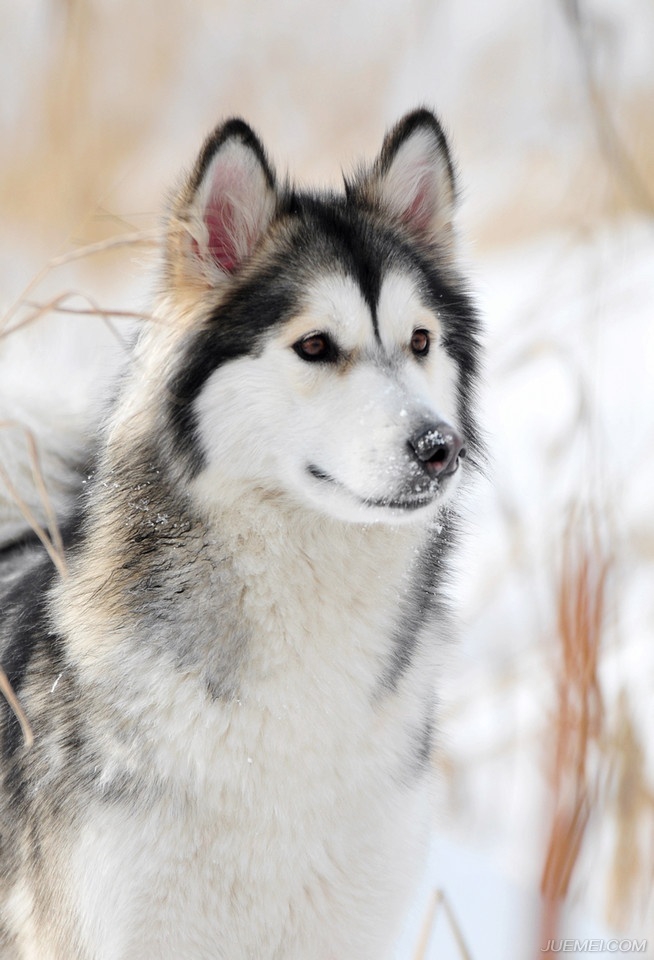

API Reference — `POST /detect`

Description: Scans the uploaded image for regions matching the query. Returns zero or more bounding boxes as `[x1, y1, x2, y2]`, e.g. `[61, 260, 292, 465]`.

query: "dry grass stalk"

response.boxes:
[0, 230, 157, 338]
[7, 293, 153, 343]
[0, 666, 34, 750]
[538, 503, 609, 956]
[18, 292, 154, 351]
[605, 692, 654, 930]
[0, 421, 65, 749]
[413, 888, 473, 960]
[0, 421, 70, 749]
[0, 421, 68, 579]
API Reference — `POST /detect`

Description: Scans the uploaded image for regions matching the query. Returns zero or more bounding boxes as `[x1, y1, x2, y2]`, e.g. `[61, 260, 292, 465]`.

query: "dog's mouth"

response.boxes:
[306, 464, 439, 512]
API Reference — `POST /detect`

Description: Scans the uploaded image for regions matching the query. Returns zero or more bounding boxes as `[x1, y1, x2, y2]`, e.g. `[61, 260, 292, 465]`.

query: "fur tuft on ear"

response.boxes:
[348, 109, 457, 247]
[167, 119, 277, 289]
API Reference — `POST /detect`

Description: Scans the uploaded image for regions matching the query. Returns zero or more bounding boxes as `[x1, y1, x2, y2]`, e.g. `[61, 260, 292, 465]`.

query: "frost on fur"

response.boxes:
[167, 119, 277, 288]
[351, 109, 458, 246]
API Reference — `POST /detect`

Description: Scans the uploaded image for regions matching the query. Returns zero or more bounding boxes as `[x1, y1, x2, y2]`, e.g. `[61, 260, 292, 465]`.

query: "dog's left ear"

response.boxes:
[166, 119, 277, 291]
[349, 109, 457, 247]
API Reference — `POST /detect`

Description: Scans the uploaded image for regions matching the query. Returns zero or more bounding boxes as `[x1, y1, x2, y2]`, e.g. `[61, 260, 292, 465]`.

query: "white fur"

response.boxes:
[52, 496, 440, 959]
[195, 270, 460, 523]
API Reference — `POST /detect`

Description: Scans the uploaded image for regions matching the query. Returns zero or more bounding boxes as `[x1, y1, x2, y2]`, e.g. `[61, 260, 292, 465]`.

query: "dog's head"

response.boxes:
[157, 111, 481, 524]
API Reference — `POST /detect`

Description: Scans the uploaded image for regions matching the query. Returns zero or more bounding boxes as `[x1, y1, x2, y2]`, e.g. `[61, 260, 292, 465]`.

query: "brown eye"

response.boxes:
[411, 329, 430, 356]
[293, 333, 336, 363]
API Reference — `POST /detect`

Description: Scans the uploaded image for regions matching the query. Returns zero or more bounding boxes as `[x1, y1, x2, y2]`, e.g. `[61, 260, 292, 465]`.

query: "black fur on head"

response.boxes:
[162, 110, 484, 479]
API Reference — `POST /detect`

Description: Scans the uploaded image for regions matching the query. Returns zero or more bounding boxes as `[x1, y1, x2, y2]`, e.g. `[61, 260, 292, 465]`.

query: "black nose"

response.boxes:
[408, 423, 466, 477]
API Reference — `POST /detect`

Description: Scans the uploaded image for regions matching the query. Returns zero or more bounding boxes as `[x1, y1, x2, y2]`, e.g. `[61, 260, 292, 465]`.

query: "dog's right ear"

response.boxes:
[166, 120, 277, 291]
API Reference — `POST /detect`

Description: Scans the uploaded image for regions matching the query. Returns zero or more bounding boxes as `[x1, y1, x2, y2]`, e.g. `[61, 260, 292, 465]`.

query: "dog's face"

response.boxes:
[162, 113, 480, 524]
[192, 267, 464, 524]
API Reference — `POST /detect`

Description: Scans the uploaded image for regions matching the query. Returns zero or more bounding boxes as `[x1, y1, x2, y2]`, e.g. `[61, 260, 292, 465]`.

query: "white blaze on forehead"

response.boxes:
[376, 270, 439, 349]
[290, 273, 376, 350]
[377, 269, 459, 421]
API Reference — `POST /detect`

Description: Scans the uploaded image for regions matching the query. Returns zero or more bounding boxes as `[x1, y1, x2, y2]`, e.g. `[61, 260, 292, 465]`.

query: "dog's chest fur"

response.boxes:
[36, 493, 439, 959]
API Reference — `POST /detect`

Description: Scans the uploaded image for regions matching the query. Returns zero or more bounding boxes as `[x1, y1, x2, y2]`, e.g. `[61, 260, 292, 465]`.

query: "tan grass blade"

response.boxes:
[0, 421, 72, 749]
[413, 888, 473, 960]
[0, 667, 34, 750]
[0, 230, 157, 337]
[0, 422, 68, 579]
[538, 502, 609, 955]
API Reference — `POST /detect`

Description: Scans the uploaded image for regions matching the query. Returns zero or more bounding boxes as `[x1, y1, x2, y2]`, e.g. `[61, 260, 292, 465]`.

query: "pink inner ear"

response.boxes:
[204, 195, 240, 274]
[402, 172, 435, 236]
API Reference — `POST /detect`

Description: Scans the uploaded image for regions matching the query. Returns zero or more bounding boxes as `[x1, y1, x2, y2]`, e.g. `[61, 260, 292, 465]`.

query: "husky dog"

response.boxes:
[0, 109, 481, 959]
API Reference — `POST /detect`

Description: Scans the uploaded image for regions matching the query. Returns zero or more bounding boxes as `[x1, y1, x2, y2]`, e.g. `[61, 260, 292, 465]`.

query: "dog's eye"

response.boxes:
[293, 333, 336, 363]
[410, 329, 430, 357]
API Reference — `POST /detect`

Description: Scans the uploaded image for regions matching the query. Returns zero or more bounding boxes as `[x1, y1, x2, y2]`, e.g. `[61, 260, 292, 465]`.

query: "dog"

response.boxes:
[0, 108, 481, 959]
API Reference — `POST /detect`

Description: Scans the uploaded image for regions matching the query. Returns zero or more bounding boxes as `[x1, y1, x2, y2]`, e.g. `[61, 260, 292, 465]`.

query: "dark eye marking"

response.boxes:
[410, 328, 430, 357]
[292, 332, 339, 363]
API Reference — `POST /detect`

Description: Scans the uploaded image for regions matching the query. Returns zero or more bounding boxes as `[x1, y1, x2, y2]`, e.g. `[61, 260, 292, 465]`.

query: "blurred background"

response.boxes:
[1, 1, 653, 957]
